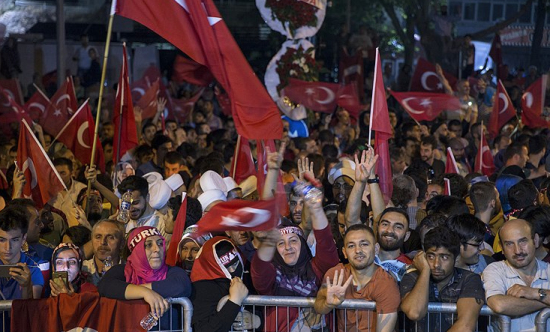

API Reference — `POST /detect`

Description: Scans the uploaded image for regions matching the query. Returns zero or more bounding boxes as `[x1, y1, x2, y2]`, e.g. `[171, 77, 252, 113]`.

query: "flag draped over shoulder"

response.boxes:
[112, 44, 139, 163]
[370, 49, 393, 203]
[16, 120, 66, 208]
[114, 0, 282, 140]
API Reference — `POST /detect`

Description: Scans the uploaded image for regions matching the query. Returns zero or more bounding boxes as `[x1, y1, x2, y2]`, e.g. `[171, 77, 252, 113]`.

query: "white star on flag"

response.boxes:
[54, 109, 61, 117]
[174, 0, 221, 26]
[305, 88, 315, 95]
[437, 83, 443, 89]
[419, 98, 432, 107]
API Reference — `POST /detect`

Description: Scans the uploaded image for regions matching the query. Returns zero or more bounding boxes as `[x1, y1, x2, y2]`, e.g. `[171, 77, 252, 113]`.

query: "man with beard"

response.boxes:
[470, 181, 504, 247]
[448, 137, 471, 177]
[328, 159, 356, 205]
[288, 190, 304, 225]
[401, 226, 484, 332]
[419, 135, 445, 178]
[117, 176, 158, 234]
[315, 224, 399, 332]
[82, 219, 125, 286]
[483, 219, 550, 331]
[77, 189, 103, 226]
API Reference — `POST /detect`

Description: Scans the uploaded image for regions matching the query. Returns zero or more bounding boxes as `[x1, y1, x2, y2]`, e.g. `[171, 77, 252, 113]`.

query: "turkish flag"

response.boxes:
[488, 80, 517, 137]
[172, 88, 204, 124]
[0, 87, 33, 124]
[11, 292, 150, 332]
[282, 79, 339, 113]
[130, 76, 151, 103]
[230, 136, 256, 185]
[522, 75, 550, 128]
[113, 44, 139, 164]
[17, 120, 66, 208]
[0, 78, 24, 105]
[390, 91, 462, 122]
[55, 101, 106, 172]
[410, 58, 457, 92]
[443, 178, 452, 196]
[115, 0, 283, 140]
[24, 88, 51, 122]
[475, 126, 496, 177]
[39, 77, 78, 137]
[137, 79, 160, 119]
[445, 147, 459, 174]
[196, 197, 279, 233]
[370, 49, 393, 203]
[468, 76, 480, 98]
[339, 49, 363, 100]
[336, 83, 363, 120]
[214, 85, 232, 116]
[172, 54, 214, 86]
[166, 194, 188, 266]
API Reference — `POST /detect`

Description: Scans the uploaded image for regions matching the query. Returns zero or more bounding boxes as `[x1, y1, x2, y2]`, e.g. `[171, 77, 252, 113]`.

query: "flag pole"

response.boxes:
[86, 0, 116, 215]
[478, 121, 483, 173]
[113, 43, 127, 187]
[368, 48, 380, 146]
[231, 135, 241, 179]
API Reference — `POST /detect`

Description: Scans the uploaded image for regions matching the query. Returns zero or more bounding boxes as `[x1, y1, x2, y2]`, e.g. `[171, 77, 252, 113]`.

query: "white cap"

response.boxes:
[198, 189, 227, 212]
[223, 177, 239, 192]
[143, 172, 172, 210]
[200, 171, 227, 194]
[165, 173, 184, 191]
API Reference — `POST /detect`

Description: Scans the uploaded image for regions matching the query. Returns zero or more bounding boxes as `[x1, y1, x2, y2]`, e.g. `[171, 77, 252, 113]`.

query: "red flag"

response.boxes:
[370, 49, 393, 203]
[196, 198, 279, 233]
[11, 292, 149, 332]
[230, 136, 256, 184]
[130, 76, 151, 102]
[522, 75, 549, 128]
[137, 79, 160, 119]
[115, 0, 283, 140]
[475, 125, 496, 176]
[389, 91, 462, 122]
[55, 101, 106, 172]
[40, 78, 77, 136]
[282, 79, 339, 113]
[336, 83, 363, 120]
[16, 120, 66, 208]
[214, 85, 232, 117]
[443, 178, 452, 196]
[112, 44, 139, 164]
[0, 78, 24, 105]
[445, 147, 459, 174]
[172, 88, 204, 124]
[339, 49, 363, 100]
[410, 58, 457, 92]
[172, 54, 214, 86]
[0, 87, 33, 124]
[24, 88, 51, 121]
[488, 80, 517, 137]
[489, 33, 502, 78]
[166, 194, 188, 266]
[66, 76, 79, 115]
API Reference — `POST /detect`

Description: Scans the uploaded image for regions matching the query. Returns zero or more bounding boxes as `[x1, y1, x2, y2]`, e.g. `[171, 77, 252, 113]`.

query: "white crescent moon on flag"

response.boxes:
[220, 207, 271, 228]
[402, 97, 424, 114]
[480, 146, 491, 168]
[29, 102, 46, 113]
[2, 90, 15, 106]
[524, 92, 533, 108]
[132, 87, 146, 97]
[21, 158, 38, 189]
[421, 72, 439, 91]
[77, 122, 91, 149]
[498, 92, 509, 114]
[55, 94, 70, 106]
[314, 87, 335, 105]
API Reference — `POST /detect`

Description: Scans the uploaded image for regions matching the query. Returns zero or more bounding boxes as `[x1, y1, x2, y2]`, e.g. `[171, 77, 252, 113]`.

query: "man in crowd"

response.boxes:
[419, 135, 445, 178]
[117, 176, 157, 233]
[483, 219, 550, 331]
[315, 224, 399, 332]
[82, 219, 125, 286]
[401, 226, 484, 332]
[469, 181, 504, 245]
[497, 142, 529, 180]
[51, 158, 87, 220]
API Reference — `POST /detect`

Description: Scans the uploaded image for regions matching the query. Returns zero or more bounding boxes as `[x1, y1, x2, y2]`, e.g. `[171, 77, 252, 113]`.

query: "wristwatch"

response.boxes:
[367, 175, 380, 184]
[539, 288, 547, 301]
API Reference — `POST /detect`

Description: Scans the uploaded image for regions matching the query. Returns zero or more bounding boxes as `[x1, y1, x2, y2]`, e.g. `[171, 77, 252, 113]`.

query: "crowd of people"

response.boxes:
[0, 21, 550, 332]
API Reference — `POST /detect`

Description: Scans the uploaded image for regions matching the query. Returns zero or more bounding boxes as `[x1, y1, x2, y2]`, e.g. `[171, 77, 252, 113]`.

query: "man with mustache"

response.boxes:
[483, 219, 550, 331]
[401, 226, 484, 332]
[82, 219, 125, 286]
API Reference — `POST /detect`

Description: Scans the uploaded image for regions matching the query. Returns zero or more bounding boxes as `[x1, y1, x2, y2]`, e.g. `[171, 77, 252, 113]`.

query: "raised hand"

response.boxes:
[325, 269, 353, 307]
[297, 157, 314, 182]
[354, 148, 378, 183]
[413, 251, 431, 274]
[266, 141, 286, 171]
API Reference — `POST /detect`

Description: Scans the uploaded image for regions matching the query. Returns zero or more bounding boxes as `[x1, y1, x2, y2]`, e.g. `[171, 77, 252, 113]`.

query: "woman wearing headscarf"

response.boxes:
[190, 236, 249, 332]
[98, 226, 191, 319]
[251, 190, 339, 331]
[49, 243, 96, 296]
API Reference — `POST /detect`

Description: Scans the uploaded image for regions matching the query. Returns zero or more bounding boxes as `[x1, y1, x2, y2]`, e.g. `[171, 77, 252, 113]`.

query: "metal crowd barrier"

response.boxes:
[0, 296, 512, 332]
[536, 308, 550, 332]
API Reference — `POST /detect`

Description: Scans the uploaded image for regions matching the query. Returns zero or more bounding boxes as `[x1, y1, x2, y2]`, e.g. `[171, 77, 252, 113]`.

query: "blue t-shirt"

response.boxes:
[0, 252, 44, 299]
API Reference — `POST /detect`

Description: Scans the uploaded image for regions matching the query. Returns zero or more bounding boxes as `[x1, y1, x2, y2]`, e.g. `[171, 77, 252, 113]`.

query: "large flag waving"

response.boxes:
[488, 80, 516, 137]
[475, 124, 496, 177]
[114, 0, 283, 140]
[389, 91, 462, 122]
[136, 79, 159, 120]
[24, 88, 51, 122]
[55, 101, 106, 172]
[39, 78, 77, 137]
[410, 58, 457, 92]
[112, 44, 139, 163]
[0, 87, 33, 124]
[522, 75, 549, 128]
[17, 120, 66, 208]
[172, 54, 214, 86]
[369, 49, 393, 203]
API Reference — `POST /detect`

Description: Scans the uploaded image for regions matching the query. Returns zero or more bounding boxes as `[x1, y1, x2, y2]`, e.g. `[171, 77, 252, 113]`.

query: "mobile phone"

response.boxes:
[0, 265, 23, 278]
[52, 271, 68, 288]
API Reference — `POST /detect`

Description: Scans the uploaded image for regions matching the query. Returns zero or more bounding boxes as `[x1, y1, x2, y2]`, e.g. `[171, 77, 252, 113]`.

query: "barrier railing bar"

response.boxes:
[535, 308, 550, 332]
[167, 298, 193, 332]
